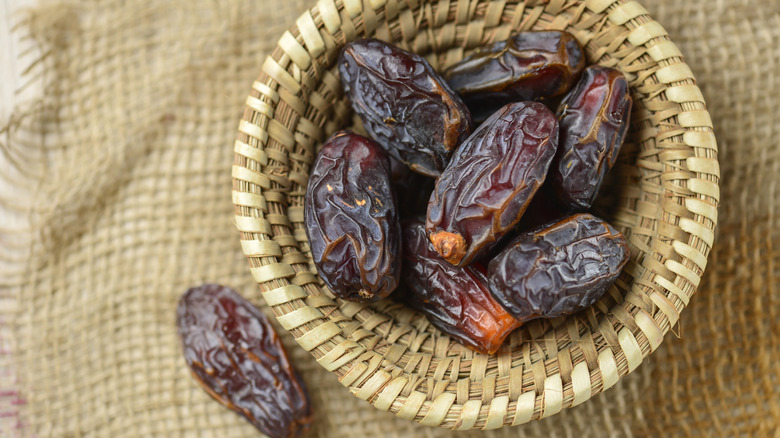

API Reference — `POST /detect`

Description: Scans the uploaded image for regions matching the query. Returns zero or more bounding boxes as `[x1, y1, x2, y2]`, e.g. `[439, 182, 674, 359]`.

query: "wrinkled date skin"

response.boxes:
[176, 284, 314, 438]
[444, 31, 585, 121]
[488, 214, 630, 322]
[305, 131, 400, 302]
[552, 66, 633, 210]
[478, 188, 568, 264]
[401, 219, 521, 354]
[339, 39, 473, 177]
[426, 101, 558, 267]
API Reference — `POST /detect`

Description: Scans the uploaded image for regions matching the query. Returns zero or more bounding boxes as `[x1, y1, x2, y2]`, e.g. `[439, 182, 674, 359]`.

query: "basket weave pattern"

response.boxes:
[232, 0, 718, 429]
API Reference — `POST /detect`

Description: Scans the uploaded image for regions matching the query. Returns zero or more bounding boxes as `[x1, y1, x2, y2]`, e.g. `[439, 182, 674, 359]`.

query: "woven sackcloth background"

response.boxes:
[0, 0, 777, 436]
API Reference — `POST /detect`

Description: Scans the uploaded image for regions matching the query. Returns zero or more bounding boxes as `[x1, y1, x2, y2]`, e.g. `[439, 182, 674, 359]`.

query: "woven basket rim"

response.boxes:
[231, 0, 719, 430]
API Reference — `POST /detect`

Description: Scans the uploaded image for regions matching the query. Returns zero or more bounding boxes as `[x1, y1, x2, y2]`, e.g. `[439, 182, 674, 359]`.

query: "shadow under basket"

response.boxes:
[231, 0, 719, 430]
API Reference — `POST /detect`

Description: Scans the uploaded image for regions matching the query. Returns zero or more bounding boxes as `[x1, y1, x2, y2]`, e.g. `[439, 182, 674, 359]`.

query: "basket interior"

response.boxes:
[232, 0, 718, 429]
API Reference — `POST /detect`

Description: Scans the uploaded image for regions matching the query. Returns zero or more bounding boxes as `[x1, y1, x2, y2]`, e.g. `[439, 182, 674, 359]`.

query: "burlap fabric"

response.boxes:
[0, 0, 777, 436]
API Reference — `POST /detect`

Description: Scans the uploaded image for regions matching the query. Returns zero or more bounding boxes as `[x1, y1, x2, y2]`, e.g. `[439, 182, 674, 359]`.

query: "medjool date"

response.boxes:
[304, 131, 400, 302]
[487, 214, 629, 321]
[551, 66, 632, 210]
[177, 284, 314, 438]
[426, 101, 558, 267]
[339, 39, 473, 177]
[402, 219, 521, 355]
[444, 31, 585, 121]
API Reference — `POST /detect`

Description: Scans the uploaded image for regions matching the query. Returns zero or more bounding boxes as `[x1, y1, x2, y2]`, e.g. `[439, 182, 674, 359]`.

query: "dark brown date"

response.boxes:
[477, 188, 569, 264]
[426, 101, 558, 267]
[444, 31, 585, 122]
[339, 39, 473, 177]
[304, 131, 400, 302]
[487, 214, 629, 321]
[401, 219, 521, 355]
[176, 284, 313, 438]
[551, 66, 632, 210]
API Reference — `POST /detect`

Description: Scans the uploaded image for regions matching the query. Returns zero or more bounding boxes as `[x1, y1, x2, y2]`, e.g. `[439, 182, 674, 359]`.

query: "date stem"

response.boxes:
[429, 230, 466, 265]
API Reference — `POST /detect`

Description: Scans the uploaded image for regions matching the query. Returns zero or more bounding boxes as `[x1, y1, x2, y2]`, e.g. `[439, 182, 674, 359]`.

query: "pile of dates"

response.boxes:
[305, 31, 632, 355]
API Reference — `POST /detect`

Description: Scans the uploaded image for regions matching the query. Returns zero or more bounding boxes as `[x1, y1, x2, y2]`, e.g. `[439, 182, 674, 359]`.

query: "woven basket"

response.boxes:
[231, 0, 718, 430]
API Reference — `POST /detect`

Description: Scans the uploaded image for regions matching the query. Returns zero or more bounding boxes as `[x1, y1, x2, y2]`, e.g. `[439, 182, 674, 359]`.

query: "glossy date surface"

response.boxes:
[176, 284, 313, 438]
[488, 214, 629, 321]
[401, 219, 521, 355]
[339, 39, 473, 177]
[444, 31, 585, 121]
[426, 101, 558, 267]
[552, 66, 632, 210]
[305, 131, 400, 302]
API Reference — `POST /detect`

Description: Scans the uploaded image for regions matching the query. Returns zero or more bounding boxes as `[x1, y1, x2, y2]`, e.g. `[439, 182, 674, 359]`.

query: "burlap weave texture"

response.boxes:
[0, 0, 777, 437]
